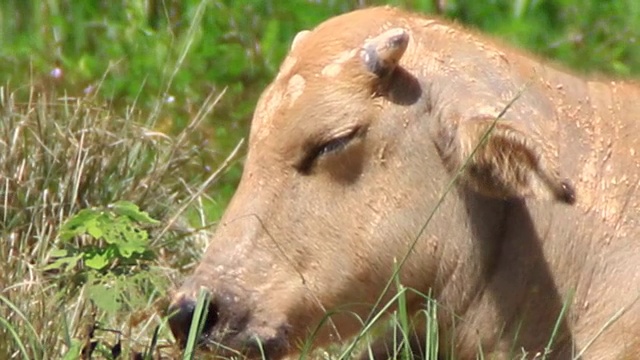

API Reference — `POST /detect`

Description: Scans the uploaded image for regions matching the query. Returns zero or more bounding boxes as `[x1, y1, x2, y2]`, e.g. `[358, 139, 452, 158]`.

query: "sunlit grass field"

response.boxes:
[2, 0, 640, 358]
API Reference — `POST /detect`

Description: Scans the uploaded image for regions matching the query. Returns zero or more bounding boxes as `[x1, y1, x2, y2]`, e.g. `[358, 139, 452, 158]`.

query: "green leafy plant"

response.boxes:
[47, 201, 159, 272]
[43, 200, 168, 325]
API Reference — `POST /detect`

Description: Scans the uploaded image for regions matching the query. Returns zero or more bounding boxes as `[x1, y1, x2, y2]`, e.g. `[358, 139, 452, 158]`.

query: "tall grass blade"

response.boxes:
[0, 317, 28, 360]
[183, 288, 210, 360]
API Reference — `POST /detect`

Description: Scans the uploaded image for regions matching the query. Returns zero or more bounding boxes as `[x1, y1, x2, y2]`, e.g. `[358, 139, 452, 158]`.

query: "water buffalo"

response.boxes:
[169, 6, 640, 359]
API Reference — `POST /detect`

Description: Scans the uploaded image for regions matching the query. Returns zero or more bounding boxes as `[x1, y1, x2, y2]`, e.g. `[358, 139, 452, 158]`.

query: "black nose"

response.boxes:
[168, 292, 218, 346]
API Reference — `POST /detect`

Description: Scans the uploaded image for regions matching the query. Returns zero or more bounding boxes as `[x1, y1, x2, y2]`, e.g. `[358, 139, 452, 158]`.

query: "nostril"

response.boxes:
[168, 296, 196, 344]
[201, 301, 218, 338]
[168, 293, 219, 346]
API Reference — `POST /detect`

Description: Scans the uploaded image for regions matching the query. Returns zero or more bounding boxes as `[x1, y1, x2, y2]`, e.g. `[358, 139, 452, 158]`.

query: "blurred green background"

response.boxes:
[2, 0, 639, 219]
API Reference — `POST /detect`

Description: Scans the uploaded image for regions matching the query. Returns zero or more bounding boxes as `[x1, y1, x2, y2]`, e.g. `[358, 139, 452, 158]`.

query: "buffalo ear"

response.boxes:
[439, 117, 576, 204]
[361, 28, 409, 77]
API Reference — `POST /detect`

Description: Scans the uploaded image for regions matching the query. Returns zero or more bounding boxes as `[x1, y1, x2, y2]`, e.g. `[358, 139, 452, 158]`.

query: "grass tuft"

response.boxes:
[0, 83, 238, 358]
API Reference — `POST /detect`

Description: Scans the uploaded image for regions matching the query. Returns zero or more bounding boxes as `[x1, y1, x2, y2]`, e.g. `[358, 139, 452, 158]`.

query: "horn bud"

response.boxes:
[291, 30, 310, 51]
[361, 28, 409, 77]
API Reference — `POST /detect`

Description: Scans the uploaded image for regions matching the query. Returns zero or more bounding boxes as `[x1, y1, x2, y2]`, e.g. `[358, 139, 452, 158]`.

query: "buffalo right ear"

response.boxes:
[437, 116, 576, 204]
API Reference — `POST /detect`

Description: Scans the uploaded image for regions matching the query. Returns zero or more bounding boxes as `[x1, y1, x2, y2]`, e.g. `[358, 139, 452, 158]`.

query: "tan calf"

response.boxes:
[169, 6, 640, 359]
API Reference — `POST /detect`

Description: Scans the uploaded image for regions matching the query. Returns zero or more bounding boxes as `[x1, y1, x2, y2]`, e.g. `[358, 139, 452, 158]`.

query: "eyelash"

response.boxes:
[318, 134, 354, 156]
[298, 128, 360, 173]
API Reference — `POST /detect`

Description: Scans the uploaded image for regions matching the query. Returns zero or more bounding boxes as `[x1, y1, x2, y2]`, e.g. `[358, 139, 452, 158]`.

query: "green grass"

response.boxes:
[183, 289, 212, 360]
[0, 82, 239, 358]
[2, 0, 640, 359]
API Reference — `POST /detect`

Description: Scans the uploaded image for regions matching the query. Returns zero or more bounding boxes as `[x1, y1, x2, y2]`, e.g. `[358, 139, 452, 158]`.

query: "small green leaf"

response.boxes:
[118, 239, 148, 258]
[49, 249, 69, 257]
[84, 249, 112, 270]
[111, 201, 159, 225]
[103, 217, 148, 257]
[87, 281, 120, 314]
[59, 209, 100, 241]
[85, 218, 104, 239]
[43, 254, 82, 272]
[62, 339, 83, 360]
[102, 220, 123, 245]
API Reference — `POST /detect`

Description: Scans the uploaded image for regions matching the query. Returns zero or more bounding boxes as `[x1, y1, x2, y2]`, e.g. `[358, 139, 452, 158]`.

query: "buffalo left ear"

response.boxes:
[439, 117, 576, 204]
[361, 28, 409, 78]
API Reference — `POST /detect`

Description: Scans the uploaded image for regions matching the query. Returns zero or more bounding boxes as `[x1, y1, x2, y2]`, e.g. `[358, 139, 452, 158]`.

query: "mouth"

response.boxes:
[194, 327, 290, 360]
[168, 294, 291, 359]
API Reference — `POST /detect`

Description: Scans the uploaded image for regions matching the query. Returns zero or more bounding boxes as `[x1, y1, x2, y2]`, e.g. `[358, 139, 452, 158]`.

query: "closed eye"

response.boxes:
[318, 134, 354, 156]
[297, 127, 362, 174]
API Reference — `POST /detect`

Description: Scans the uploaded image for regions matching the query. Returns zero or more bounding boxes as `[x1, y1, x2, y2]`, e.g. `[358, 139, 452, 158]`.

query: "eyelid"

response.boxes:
[297, 126, 363, 174]
[318, 127, 360, 156]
